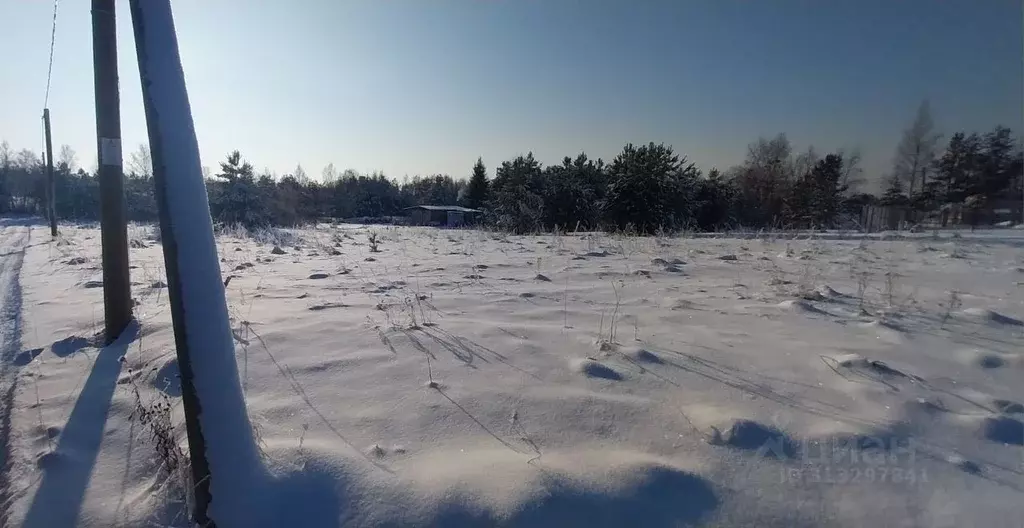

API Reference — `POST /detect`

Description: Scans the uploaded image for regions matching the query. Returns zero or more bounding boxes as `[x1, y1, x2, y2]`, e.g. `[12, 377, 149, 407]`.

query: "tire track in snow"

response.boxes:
[0, 220, 31, 525]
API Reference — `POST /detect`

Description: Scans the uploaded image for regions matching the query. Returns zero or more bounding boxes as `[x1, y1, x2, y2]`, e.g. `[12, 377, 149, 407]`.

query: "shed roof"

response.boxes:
[405, 205, 481, 213]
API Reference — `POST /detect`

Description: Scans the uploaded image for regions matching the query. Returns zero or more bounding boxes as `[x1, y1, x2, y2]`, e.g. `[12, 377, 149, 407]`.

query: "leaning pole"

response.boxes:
[128, 0, 261, 525]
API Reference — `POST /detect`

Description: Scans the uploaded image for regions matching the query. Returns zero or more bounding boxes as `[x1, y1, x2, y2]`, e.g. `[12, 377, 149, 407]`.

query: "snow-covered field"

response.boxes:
[2, 219, 1023, 527]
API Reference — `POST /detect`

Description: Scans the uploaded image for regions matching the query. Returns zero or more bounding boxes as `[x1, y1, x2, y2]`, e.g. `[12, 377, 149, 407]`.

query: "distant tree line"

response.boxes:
[879, 102, 1023, 224]
[1, 104, 1020, 233]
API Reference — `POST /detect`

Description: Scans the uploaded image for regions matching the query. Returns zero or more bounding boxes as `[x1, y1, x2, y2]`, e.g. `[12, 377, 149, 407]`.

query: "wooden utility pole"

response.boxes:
[129, 0, 261, 525]
[42, 109, 58, 237]
[92, 0, 133, 344]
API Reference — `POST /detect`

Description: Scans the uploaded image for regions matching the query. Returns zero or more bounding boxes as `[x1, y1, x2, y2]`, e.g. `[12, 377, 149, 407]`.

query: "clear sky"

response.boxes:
[1, 1, 1021, 188]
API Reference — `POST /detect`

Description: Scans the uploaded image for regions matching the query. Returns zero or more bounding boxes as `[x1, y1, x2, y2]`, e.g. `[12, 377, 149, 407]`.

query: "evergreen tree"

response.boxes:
[881, 175, 908, 206]
[974, 126, 1018, 200]
[403, 174, 463, 206]
[806, 154, 845, 227]
[603, 142, 700, 233]
[693, 168, 738, 230]
[463, 157, 489, 209]
[209, 150, 269, 227]
[539, 153, 606, 230]
[933, 132, 982, 205]
[488, 153, 545, 232]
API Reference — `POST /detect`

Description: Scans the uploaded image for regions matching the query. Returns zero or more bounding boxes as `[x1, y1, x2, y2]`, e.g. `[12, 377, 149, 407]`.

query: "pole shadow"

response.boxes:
[22, 322, 138, 528]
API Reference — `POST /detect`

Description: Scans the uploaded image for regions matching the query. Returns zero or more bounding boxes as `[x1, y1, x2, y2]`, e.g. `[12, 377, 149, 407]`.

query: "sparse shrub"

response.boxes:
[368, 231, 382, 252]
[941, 289, 962, 327]
[125, 373, 193, 521]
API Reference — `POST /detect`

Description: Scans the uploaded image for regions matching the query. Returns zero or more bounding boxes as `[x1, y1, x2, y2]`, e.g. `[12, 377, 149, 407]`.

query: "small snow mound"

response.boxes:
[980, 415, 1024, 445]
[270, 246, 286, 255]
[859, 318, 903, 331]
[946, 454, 982, 474]
[308, 273, 330, 280]
[776, 299, 824, 314]
[569, 358, 623, 380]
[815, 285, 842, 298]
[153, 357, 181, 397]
[620, 347, 662, 364]
[960, 307, 1023, 326]
[798, 290, 826, 301]
[903, 397, 946, 416]
[977, 353, 1006, 369]
[288, 447, 719, 526]
[13, 348, 42, 366]
[534, 273, 552, 282]
[960, 349, 1015, 369]
[52, 336, 90, 357]
[833, 353, 869, 368]
[710, 419, 796, 458]
[308, 302, 346, 311]
[36, 451, 63, 470]
[992, 399, 1024, 414]
[664, 298, 696, 310]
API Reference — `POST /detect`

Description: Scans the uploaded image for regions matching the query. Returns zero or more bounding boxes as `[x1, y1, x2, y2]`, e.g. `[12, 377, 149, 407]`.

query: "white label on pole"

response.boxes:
[100, 138, 122, 166]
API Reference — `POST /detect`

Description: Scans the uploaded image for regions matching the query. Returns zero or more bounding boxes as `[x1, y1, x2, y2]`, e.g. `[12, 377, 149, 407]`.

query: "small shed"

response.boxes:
[404, 205, 481, 227]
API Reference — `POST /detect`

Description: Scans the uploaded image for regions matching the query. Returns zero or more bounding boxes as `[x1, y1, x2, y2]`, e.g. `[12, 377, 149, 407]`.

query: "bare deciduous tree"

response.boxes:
[892, 100, 942, 196]
[293, 164, 308, 183]
[0, 141, 12, 171]
[322, 163, 338, 183]
[58, 145, 78, 173]
[127, 143, 153, 177]
[837, 146, 864, 192]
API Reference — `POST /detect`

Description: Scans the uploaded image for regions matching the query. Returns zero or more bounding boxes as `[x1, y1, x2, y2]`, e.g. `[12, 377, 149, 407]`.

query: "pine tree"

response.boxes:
[933, 132, 982, 205]
[693, 168, 737, 230]
[539, 153, 605, 230]
[210, 150, 269, 227]
[807, 154, 845, 227]
[603, 142, 699, 233]
[975, 126, 1018, 200]
[488, 153, 544, 232]
[463, 157, 489, 209]
[881, 175, 908, 206]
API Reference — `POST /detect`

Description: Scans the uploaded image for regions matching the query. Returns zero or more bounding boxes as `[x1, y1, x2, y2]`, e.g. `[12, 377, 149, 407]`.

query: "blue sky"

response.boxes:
[1, 1, 1020, 189]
